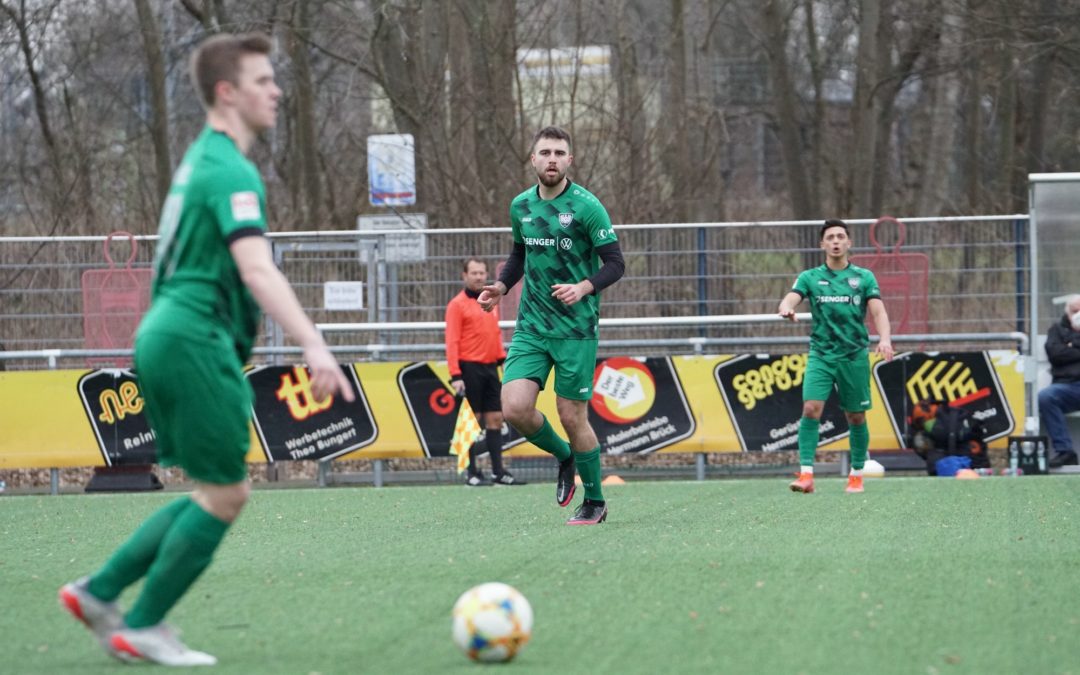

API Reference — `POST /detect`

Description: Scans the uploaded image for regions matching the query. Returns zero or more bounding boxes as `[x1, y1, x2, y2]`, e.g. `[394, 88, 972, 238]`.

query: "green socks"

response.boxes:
[87, 497, 193, 602]
[576, 446, 604, 501]
[524, 416, 602, 501]
[798, 417, 820, 467]
[124, 502, 231, 629]
[525, 414, 572, 462]
[849, 422, 869, 471]
[86, 497, 232, 628]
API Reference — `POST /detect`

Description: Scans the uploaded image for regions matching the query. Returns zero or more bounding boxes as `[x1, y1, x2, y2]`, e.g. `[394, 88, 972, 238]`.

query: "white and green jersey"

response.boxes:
[510, 180, 616, 339]
[791, 263, 881, 362]
[143, 127, 268, 361]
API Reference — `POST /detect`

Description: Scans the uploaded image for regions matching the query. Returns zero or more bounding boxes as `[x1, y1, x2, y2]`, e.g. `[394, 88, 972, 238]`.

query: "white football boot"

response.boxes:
[109, 623, 217, 667]
[58, 577, 126, 658]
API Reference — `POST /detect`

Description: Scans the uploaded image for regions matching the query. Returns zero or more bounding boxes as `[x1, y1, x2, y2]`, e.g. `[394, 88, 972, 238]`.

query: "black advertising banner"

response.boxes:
[592, 357, 696, 454]
[397, 362, 523, 457]
[873, 352, 1016, 444]
[77, 369, 157, 465]
[248, 365, 377, 462]
[714, 354, 849, 452]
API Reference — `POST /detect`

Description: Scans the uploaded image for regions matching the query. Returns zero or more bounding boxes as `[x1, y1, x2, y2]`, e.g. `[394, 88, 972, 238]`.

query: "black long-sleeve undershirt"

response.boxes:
[587, 242, 624, 293]
[496, 242, 526, 291]
[496, 241, 624, 295]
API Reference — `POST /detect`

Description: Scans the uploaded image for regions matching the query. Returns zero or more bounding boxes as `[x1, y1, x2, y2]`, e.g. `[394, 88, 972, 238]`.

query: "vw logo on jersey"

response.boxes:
[558, 213, 574, 228]
[559, 237, 573, 250]
[847, 277, 861, 289]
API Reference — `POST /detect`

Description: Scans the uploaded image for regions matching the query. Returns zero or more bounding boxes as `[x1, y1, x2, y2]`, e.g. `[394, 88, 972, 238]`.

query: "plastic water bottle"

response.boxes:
[1001, 468, 1023, 477]
[0, 479, 6, 492]
[975, 468, 994, 477]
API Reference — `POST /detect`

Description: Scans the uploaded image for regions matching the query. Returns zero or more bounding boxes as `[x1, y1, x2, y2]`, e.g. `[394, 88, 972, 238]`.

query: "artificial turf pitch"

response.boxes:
[2, 475, 1078, 674]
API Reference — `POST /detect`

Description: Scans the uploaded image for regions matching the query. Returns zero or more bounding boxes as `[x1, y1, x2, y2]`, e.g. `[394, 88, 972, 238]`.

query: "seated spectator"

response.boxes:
[1041, 295, 1080, 467]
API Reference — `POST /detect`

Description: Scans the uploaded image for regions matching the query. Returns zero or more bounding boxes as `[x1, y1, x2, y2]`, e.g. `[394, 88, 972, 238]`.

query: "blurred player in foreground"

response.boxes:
[59, 33, 354, 666]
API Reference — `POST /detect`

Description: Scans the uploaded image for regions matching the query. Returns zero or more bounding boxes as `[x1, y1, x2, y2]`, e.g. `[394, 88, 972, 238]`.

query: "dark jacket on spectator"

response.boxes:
[1046, 315, 1080, 383]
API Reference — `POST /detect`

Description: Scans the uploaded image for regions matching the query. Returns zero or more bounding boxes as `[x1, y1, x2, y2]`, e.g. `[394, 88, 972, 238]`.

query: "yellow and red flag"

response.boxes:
[449, 398, 482, 474]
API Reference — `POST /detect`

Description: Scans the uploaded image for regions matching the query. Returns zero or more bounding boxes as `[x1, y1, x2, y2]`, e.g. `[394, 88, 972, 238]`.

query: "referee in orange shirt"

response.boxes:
[446, 258, 525, 486]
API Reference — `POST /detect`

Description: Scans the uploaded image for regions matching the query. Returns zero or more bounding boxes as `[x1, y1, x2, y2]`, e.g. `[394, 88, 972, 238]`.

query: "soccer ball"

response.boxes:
[863, 458, 885, 478]
[451, 582, 533, 663]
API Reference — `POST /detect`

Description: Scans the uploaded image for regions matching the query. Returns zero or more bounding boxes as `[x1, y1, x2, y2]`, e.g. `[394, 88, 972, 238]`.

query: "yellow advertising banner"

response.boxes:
[0, 351, 1026, 469]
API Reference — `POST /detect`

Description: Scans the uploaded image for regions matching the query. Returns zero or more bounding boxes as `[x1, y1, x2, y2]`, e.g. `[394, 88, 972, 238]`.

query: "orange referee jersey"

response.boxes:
[445, 289, 506, 377]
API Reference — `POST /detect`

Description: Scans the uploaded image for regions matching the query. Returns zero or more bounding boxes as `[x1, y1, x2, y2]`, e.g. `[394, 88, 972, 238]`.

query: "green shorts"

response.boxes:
[134, 325, 253, 485]
[802, 352, 872, 412]
[502, 331, 597, 400]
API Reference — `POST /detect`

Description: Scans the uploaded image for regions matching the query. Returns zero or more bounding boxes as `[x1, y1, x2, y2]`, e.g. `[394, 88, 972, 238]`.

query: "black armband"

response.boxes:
[497, 243, 526, 292]
[587, 242, 625, 294]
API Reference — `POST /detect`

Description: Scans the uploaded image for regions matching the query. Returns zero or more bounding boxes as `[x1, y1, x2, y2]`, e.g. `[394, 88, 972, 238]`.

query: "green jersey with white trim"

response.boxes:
[510, 180, 617, 338]
[143, 127, 268, 361]
[791, 263, 881, 362]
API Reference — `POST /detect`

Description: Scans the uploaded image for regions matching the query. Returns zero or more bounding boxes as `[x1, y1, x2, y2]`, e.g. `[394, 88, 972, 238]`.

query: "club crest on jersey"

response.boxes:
[847, 277, 861, 289]
[558, 213, 574, 228]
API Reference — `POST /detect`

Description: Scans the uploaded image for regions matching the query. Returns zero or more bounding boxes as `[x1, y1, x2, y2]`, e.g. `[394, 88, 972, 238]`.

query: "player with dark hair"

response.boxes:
[778, 219, 893, 494]
[446, 257, 524, 486]
[59, 32, 354, 665]
[478, 126, 624, 525]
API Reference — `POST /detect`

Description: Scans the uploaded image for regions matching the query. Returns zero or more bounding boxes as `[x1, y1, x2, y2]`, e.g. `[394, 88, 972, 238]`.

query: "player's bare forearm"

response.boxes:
[868, 298, 894, 361]
[231, 237, 355, 401]
[234, 241, 323, 350]
[778, 292, 803, 321]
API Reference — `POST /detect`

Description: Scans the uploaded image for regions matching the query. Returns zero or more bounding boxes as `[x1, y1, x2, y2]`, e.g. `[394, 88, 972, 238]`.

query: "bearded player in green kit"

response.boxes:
[58, 33, 354, 665]
[478, 126, 625, 525]
[778, 219, 893, 494]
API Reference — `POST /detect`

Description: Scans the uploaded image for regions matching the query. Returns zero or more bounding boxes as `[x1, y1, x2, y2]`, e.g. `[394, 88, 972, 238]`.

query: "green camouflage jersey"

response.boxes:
[510, 180, 617, 338]
[791, 263, 881, 362]
[142, 127, 268, 361]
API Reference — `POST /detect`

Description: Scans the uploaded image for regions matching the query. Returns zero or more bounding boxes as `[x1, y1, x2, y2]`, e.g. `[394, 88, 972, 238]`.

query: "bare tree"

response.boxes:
[913, 5, 960, 216]
[368, 1, 451, 223]
[848, 0, 883, 217]
[133, 0, 172, 209]
[762, 0, 815, 219]
[609, 0, 649, 224]
[3, 0, 1080, 241]
[661, 0, 691, 223]
[284, 0, 322, 225]
[178, 0, 227, 32]
[1, 0, 63, 193]
[459, 0, 519, 220]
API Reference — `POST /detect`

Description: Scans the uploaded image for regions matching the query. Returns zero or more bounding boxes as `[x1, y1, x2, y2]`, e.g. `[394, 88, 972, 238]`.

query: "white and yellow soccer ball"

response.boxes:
[451, 582, 533, 663]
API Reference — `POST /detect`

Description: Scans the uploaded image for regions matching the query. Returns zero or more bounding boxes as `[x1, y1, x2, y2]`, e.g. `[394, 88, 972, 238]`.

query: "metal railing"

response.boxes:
[1, 215, 1033, 361]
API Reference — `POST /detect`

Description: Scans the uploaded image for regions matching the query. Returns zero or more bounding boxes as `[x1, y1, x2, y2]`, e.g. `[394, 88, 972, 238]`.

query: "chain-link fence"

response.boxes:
[1, 215, 1030, 370]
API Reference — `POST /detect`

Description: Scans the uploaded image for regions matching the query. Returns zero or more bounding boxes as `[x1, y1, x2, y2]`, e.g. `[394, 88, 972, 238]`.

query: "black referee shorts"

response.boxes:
[459, 361, 502, 414]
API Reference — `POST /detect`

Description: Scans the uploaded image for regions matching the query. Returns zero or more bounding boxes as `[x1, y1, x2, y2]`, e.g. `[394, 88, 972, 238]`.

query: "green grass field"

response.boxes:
[2, 476, 1079, 674]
